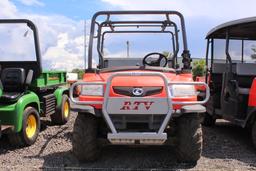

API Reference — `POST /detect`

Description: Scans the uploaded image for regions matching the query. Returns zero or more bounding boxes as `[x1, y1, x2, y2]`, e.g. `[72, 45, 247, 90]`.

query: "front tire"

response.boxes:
[8, 107, 40, 147]
[175, 113, 202, 163]
[72, 113, 101, 161]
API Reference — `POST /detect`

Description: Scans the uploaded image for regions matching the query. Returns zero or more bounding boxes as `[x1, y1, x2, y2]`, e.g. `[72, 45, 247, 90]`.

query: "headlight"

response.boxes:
[169, 85, 196, 97]
[81, 85, 104, 96]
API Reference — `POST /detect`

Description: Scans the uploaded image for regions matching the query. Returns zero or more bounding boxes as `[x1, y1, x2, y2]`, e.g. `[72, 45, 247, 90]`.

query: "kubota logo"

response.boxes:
[132, 88, 144, 96]
[120, 101, 154, 110]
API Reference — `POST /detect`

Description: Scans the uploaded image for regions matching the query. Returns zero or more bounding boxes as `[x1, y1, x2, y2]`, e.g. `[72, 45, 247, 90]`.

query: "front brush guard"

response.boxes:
[70, 72, 209, 144]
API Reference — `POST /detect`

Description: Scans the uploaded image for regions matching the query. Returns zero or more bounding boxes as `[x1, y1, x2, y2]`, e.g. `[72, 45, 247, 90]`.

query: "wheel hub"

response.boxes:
[64, 101, 69, 118]
[26, 114, 37, 139]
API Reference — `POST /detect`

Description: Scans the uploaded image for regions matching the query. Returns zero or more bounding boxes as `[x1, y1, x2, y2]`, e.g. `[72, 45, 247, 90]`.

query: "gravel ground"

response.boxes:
[1, 112, 256, 171]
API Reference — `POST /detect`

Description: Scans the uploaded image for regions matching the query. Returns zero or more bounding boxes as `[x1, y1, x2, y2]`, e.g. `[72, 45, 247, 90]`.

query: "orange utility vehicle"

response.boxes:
[70, 11, 209, 163]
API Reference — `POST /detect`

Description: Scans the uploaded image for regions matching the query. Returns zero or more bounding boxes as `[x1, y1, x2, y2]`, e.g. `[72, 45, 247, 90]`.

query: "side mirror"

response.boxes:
[25, 70, 34, 86]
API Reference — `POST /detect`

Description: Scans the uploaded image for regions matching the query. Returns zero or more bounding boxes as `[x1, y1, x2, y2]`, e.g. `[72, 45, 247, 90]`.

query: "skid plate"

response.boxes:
[108, 132, 167, 145]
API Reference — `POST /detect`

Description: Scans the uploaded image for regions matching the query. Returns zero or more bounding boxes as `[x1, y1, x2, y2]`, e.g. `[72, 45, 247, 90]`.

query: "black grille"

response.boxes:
[41, 94, 56, 116]
[113, 86, 162, 97]
[110, 114, 165, 130]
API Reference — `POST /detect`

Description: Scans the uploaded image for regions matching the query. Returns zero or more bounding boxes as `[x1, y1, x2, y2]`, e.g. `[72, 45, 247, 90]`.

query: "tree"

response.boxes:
[71, 68, 84, 79]
[192, 59, 206, 78]
[162, 51, 175, 68]
[251, 45, 256, 59]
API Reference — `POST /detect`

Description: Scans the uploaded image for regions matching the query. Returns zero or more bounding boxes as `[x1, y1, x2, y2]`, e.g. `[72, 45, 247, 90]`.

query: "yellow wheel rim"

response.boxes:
[25, 114, 37, 139]
[64, 101, 69, 118]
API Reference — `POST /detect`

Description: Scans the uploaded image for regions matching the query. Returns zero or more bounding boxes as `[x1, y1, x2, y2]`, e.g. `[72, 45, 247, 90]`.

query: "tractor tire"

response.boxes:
[8, 107, 40, 147]
[72, 113, 100, 161]
[51, 94, 70, 125]
[201, 112, 216, 127]
[175, 113, 202, 163]
[251, 120, 256, 149]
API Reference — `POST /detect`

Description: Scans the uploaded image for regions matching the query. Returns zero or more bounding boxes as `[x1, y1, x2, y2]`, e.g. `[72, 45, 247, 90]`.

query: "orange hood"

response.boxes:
[82, 70, 193, 86]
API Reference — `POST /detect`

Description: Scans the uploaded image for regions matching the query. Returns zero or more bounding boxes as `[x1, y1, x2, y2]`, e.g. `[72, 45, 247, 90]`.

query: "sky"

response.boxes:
[1, 0, 256, 71]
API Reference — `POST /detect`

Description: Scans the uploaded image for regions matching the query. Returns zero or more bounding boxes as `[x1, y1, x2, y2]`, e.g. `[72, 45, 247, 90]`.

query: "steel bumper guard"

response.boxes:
[70, 72, 210, 145]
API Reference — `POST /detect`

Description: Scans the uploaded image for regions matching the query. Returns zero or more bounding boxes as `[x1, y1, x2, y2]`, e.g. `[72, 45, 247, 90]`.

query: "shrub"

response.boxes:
[192, 59, 206, 78]
[72, 68, 84, 79]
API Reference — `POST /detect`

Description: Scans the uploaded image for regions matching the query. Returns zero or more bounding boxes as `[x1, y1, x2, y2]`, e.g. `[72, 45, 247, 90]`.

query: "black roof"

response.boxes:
[206, 17, 256, 40]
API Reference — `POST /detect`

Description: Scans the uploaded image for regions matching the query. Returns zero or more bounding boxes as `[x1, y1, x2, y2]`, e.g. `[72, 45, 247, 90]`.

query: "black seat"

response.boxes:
[0, 92, 24, 102]
[0, 68, 26, 103]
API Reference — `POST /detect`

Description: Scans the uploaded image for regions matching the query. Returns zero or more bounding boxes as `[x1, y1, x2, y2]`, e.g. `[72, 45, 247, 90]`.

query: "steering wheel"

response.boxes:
[142, 52, 168, 67]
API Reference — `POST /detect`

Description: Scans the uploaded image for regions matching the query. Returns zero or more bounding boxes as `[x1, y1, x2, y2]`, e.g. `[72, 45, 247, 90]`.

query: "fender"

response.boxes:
[242, 78, 256, 127]
[243, 107, 256, 128]
[15, 91, 40, 132]
[248, 78, 256, 107]
[54, 87, 69, 108]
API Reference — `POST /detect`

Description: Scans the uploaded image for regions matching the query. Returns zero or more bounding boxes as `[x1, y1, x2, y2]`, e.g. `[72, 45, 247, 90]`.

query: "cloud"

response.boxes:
[18, 0, 44, 6]
[100, 0, 256, 58]
[43, 33, 84, 70]
[24, 15, 87, 70]
[101, 0, 256, 20]
[0, 0, 18, 18]
[0, 0, 87, 71]
[1, 0, 255, 70]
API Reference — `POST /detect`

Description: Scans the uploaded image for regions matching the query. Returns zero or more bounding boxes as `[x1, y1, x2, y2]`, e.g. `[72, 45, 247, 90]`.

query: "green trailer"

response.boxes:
[0, 19, 70, 146]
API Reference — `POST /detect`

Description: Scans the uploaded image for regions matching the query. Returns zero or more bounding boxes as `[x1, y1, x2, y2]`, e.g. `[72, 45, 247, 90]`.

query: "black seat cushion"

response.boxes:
[0, 68, 26, 103]
[1, 68, 26, 92]
[0, 92, 24, 103]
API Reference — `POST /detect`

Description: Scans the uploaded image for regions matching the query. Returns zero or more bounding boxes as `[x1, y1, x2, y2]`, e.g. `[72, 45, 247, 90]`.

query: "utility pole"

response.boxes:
[126, 40, 130, 58]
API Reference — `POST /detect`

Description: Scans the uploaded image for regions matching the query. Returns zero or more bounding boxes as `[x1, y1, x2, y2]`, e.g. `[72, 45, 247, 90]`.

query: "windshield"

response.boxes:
[213, 38, 256, 63]
[104, 33, 173, 58]
[102, 32, 175, 67]
[0, 23, 36, 61]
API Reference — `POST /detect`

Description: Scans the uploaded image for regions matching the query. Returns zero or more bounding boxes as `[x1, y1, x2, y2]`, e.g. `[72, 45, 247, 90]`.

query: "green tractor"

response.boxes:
[0, 19, 70, 146]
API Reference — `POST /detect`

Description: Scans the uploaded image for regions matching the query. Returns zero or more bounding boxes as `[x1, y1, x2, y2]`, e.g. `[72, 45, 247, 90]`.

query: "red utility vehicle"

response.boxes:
[202, 17, 256, 148]
[70, 11, 209, 163]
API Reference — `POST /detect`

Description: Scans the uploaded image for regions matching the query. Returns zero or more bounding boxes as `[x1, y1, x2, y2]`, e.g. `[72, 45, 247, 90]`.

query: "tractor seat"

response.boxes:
[0, 68, 26, 103]
[0, 92, 24, 102]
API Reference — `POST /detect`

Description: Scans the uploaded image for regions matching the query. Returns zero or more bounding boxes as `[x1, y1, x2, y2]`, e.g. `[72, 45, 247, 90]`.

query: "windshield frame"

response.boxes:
[96, 21, 179, 68]
[0, 19, 42, 69]
[87, 11, 191, 71]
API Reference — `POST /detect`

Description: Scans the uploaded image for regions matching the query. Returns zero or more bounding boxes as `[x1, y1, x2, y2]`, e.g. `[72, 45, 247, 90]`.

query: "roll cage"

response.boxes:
[205, 17, 256, 74]
[87, 11, 191, 71]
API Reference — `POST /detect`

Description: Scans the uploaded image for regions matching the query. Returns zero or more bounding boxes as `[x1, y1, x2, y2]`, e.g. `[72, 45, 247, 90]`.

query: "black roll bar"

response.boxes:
[205, 39, 210, 83]
[225, 29, 232, 73]
[87, 11, 190, 70]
